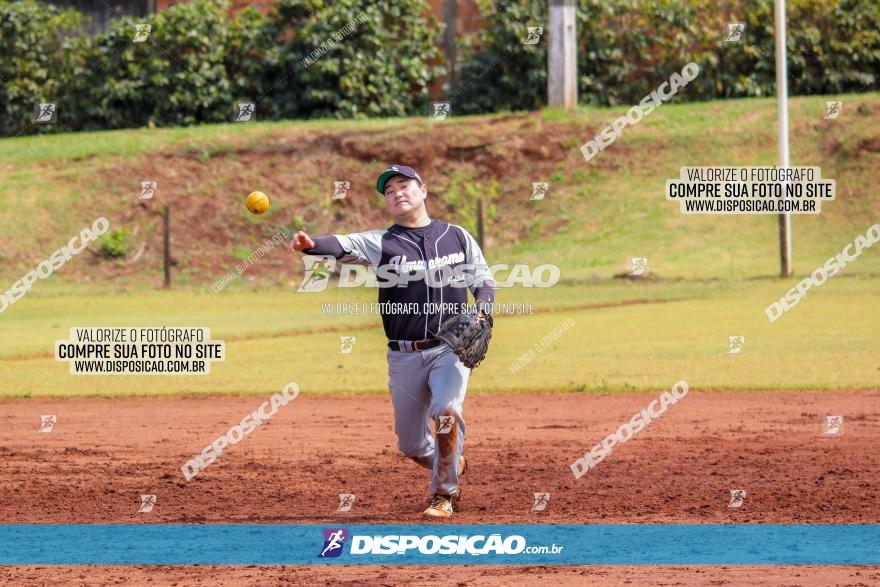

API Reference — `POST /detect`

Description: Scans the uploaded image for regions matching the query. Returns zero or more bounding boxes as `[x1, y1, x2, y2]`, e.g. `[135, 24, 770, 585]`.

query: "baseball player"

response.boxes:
[288, 164, 495, 517]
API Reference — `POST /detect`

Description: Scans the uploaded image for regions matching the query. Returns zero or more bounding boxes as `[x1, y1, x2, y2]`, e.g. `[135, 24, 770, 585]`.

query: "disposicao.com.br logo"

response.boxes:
[319, 528, 349, 558]
[318, 528, 563, 557]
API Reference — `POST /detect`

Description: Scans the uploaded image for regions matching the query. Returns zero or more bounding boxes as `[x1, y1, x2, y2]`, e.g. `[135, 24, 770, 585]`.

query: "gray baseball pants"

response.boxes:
[387, 342, 470, 497]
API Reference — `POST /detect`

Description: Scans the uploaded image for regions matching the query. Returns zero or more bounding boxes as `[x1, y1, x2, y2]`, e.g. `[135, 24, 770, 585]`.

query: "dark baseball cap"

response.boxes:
[376, 164, 423, 195]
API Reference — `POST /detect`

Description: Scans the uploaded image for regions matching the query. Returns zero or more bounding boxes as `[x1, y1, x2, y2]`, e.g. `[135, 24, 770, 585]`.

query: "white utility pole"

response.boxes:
[775, 0, 793, 276]
[548, 0, 577, 110]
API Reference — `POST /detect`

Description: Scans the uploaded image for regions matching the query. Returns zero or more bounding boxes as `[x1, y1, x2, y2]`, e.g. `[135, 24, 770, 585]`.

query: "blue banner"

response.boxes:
[0, 524, 877, 565]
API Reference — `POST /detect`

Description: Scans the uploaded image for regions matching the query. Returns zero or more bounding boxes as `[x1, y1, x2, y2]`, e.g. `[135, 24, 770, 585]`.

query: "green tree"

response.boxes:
[269, 0, 442, 118]
[0, 0, 84, 135]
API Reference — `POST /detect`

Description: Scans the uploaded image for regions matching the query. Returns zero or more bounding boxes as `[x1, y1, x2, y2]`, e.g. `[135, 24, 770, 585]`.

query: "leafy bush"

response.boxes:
[270, 0, 443, 118]
[456, 0, 880, 112]
[226, 6, 279, 117]
[577, 0, 708, 106]
[67, 16, 154, 131]
[147, 0, 233, 127]
[1, 0, 442, 132]
[96, 228, 135, 258]
[745, 0, 880, 97]
[71, 0, 233, 130]
[1, 0, 877, 133]
[0, 0, 84, 135]
[453, 0, 546, 114]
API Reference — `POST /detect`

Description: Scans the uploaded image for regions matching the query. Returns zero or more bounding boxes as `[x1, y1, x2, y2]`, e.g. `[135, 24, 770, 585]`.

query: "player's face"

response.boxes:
[383, 175, 426, 215]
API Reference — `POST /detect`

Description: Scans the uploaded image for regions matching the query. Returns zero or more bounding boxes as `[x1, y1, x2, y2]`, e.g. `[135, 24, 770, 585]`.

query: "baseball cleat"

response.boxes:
[459, 455, 468, 478]
[424, 494, 454, 518]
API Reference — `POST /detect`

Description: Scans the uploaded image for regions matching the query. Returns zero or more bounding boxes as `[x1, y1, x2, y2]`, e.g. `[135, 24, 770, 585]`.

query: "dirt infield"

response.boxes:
[3, 564, 880, 586]
[1, 390, 878, 584]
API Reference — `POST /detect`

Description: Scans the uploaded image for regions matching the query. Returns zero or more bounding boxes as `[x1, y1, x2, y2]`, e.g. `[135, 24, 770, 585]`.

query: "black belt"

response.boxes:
[388, 338, 443, 352]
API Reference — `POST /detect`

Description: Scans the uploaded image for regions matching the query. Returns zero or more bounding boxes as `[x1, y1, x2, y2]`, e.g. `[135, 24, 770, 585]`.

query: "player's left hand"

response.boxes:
[436, 312, 493, 369]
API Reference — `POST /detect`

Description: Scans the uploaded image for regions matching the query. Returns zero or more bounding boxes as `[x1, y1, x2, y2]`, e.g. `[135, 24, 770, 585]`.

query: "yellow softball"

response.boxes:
[245, 191, 270, 215]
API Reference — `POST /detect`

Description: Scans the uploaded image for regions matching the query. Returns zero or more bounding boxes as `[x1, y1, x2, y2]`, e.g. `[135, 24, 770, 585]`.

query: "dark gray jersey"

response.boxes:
[305, 219, 494, 341]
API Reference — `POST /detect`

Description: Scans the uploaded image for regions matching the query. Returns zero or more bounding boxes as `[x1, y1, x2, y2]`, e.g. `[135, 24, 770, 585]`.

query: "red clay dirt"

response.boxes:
[1, 390, 878, 585]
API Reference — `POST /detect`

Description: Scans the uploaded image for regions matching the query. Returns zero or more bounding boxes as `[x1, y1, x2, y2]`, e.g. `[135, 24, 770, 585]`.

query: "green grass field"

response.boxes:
[1, 94, 878, 396]
[0, 276, 877, 396]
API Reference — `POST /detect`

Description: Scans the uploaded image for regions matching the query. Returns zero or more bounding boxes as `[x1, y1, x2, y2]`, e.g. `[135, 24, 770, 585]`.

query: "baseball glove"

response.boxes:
[435, 311, 493, 369]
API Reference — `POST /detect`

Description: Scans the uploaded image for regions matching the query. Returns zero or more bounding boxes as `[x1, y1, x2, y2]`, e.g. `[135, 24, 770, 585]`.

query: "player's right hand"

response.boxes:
[288, 230, 315, 253]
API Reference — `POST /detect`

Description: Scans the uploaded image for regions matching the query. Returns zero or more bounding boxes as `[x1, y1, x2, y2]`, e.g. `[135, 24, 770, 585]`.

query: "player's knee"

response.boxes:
[428, 404, 451, 419]
[397, 440, 429, 459]
[398, 445, 418, 457]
